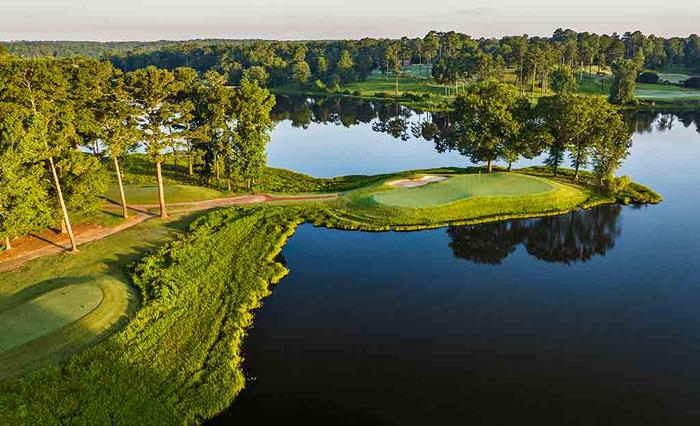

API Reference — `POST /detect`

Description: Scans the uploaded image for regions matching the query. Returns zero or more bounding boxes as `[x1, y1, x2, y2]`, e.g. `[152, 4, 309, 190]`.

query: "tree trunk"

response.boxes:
[395, 73, 399, 97]
[487, 157, 493, 173]
[4, 236, 10, 251]
[215, 154, 220, 182]
[49, 157, 78, 253]
[519, 61, 524, 93]
[508, 161, 512, 172]
[113, 155, 129, 219]
[155, 160, 168, 219]
[188, 155, 193, 176]
[531, 63, 538, 93]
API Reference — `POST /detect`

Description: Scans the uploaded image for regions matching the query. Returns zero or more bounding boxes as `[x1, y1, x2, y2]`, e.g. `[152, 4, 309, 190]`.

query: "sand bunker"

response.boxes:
[388, 175, 448, 188]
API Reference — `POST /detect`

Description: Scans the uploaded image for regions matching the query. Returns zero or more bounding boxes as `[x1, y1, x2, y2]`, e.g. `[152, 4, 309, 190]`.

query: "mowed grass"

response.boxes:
[105, 184, 224, 205]
[635, 82, 700, 100]
[657, 73, 695, 84]
[307, 168, 615, 230]
[343, 72, 449, 96]
[0, 211, 198, 379]
[0, 285, 103, 352]
[372, 173, 554, 208]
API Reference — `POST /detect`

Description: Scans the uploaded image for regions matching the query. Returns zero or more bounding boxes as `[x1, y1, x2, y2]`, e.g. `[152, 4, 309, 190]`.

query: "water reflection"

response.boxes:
[448, 205, 622, 265]
[274, 95, 700, 141]
[623, 110, 700, 135]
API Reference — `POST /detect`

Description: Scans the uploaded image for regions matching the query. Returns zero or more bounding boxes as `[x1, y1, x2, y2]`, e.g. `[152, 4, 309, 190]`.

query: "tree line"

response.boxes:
[0, 50, 274, 252]
[77, 30, 700, 92]
[439, 79, 632, 182]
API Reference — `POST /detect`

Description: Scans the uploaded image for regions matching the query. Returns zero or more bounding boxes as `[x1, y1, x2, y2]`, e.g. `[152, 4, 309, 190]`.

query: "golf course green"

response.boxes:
[0, 284, 103, 353]
[372, 173, 554, 208]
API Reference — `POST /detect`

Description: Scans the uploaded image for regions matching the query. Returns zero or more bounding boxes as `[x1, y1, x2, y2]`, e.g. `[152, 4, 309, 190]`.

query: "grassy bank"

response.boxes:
[0, 207, 302, 424]
[0, 167, 661, 424]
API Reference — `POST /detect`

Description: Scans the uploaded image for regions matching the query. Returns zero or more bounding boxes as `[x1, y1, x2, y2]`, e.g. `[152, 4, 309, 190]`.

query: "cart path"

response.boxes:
[0, 193, 337, 273]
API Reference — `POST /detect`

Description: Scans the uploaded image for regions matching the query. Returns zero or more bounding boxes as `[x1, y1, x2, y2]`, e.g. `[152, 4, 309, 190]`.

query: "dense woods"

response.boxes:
[6, 30, 699, 93]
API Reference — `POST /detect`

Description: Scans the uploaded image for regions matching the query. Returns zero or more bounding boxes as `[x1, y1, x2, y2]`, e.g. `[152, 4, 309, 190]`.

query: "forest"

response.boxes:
[4, 30, 699, 96]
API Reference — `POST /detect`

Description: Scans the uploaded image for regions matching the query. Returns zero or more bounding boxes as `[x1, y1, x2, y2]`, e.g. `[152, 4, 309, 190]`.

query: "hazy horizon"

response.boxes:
[2, 0, 698, 42]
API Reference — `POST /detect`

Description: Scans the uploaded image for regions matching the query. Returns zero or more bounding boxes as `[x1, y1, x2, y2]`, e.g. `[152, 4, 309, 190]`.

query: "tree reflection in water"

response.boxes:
[447, 205, 622, 265]
[273, 96, 700, 159]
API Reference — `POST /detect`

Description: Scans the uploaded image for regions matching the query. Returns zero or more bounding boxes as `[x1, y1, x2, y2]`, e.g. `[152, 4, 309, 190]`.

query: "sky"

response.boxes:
[1, 0, 698, 41]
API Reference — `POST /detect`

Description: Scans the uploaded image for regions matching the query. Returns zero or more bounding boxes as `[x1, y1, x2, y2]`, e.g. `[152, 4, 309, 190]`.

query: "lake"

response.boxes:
[212, 98, 700, 424]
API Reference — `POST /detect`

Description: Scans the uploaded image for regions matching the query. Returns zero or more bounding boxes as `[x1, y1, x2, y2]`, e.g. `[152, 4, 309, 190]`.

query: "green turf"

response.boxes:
[372, 173, 554, 208]
[657, 73, 696, 84]
[0, 285, 103, 353]
[635, 82, 700, 100]
[343, 72, 448, 96]
[0, 211, 200, 379]
[105, 184, 224, 205]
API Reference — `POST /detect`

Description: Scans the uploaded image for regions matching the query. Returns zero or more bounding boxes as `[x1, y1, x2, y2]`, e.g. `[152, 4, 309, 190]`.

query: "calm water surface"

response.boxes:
[213, 101, 700, 424]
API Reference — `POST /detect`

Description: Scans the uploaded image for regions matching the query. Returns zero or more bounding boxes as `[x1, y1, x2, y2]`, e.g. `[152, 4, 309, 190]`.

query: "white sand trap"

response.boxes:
[388, 175, 448, 188]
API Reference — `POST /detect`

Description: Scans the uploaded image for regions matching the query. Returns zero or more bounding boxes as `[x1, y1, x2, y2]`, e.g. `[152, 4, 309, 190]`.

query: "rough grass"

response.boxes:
[256, 167, 382, 193]
[105, 184, 224, 205]
[372, 173, 554, 208]
[0, 206, 302, 425]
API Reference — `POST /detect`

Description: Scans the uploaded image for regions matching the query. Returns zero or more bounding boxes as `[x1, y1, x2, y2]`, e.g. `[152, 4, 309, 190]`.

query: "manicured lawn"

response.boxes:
[636, 82, 700, 100]
[372, 173, 554, 208]
[105, 184, 224, 205]
[0, 212, 198, 380]
[343, 73, 448, 96]
[657, 73, 695, 84]
[577, 74, 700, 100]
[0, 285, 103, 353]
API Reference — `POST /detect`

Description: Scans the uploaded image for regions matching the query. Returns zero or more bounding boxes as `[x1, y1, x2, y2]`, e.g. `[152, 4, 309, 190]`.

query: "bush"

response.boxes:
[374, 91, 394, 98]
[352, 90, 362, 96]
[401, 92, 424, 102]
[684, 77, 700, 89]
[604, 175, 632, 194]
[636, 71, 660, 84]
[313, 79, 328, 93]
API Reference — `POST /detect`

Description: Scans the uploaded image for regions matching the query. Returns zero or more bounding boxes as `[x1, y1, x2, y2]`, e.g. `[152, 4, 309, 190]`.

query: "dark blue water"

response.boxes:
[213, 107, 700, 424]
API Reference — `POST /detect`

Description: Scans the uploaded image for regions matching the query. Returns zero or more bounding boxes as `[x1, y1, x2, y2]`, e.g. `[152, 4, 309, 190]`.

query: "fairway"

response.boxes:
[105, 184, 224, 205]
[0, 285, 103, 353]
[636, 88, 700, 100]
[372, 173, 554, 208]
[657, 73, 696, 84]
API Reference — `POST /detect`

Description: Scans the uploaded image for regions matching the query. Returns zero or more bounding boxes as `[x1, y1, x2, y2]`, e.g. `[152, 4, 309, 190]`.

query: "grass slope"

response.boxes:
[0, 207, 301, 425]
[105, 184, 224, 205]
[372, 173, 554, 208]
[0, 213, 196, 380]
[0, 167, 661, 424]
